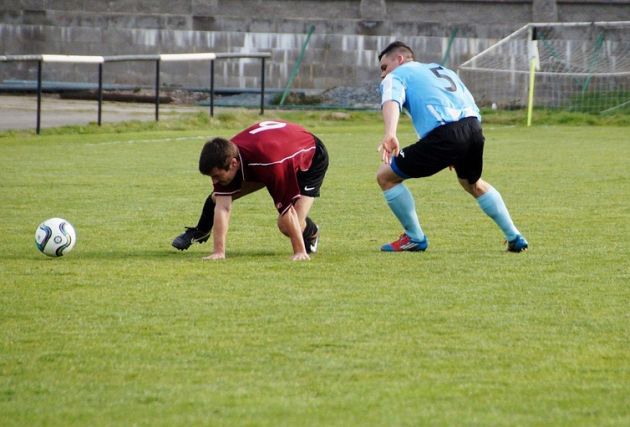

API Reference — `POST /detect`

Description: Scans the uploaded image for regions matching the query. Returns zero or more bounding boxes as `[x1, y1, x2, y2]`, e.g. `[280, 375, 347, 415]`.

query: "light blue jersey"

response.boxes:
[380, 61, 480, 139]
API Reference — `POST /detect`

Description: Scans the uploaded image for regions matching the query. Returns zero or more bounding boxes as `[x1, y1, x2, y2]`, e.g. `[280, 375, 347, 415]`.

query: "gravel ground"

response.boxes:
[0, 94, 205, 131]
[319, 85, 381, 109]
[208, 86, 381, 110]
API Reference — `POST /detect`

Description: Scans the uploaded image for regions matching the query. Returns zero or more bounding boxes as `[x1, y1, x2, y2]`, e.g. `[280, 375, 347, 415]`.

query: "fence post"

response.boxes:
[260, 57, 266, 115]
[155, 59, 160, 122]
[279, 25, 315, 106]
[97, 63, 103, 126]
[440, 28, 458, 67]
[210, 59, 215, 117]
[36, 60, 42, 134]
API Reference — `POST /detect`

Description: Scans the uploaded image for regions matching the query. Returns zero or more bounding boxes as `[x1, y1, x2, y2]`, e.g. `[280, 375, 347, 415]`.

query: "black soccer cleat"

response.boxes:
[172, 227, 210, 251]
[304, 224, 320, 254]
[506, 235, 528, 253]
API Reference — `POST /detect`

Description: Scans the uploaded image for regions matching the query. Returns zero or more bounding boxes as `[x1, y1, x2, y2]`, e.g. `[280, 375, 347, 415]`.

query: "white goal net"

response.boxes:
[458, 21, 630, 114]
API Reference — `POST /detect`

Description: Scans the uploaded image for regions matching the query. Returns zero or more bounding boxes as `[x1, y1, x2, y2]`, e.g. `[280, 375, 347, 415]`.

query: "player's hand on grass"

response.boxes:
[378, 134, 400, 164]
[291, 252, 310, 261]
[203, 252, 225, 260]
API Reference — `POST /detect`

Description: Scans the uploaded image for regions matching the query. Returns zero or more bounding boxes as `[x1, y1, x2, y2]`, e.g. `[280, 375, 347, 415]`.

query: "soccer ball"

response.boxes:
[35, 218, 77, 257]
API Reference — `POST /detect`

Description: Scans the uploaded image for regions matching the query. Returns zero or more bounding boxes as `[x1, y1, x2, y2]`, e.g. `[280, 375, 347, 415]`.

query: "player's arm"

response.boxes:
[203, 194, 232, 260]
[278, 205, 310, 261]
[378, 100, 401, 164]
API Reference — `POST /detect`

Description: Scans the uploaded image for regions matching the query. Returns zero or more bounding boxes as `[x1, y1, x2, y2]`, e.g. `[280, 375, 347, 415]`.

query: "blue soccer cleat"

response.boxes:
[381, 233, 428, 252]
[506, 235, 528, 253]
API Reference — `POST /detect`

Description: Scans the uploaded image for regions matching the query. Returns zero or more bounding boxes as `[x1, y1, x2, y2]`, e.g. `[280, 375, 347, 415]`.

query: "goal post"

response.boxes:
[458, 21, 630, 121]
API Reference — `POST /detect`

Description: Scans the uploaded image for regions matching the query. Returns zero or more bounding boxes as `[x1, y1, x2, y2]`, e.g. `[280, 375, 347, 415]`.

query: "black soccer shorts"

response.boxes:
[391, 117, 485, 184]
[297, 136, 329, 198]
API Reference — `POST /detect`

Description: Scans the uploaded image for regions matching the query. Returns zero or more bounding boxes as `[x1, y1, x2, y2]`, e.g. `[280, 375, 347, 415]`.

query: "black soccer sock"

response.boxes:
[302, 216, 317, 240]
[195, 194, 215, 233]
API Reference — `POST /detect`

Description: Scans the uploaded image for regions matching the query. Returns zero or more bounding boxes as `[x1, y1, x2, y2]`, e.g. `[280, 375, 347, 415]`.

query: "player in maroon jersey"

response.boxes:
[172, 120, 328, 261]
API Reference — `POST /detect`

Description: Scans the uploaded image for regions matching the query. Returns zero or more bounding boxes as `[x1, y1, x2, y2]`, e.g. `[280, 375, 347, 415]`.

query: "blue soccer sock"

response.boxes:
[476, 187, 520, 241]
[383, 184, 425, 241]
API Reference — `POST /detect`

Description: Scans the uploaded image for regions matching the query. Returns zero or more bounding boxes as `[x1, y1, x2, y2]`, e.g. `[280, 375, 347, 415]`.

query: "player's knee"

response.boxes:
[376, 169, 386, 189]
[460, 178, 489, 197]
[376, 168, 397, 190]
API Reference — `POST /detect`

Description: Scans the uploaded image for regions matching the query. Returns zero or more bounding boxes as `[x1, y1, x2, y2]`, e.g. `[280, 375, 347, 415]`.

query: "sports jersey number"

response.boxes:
[430, 66, 457, 92]
[249, 120, 287, 135]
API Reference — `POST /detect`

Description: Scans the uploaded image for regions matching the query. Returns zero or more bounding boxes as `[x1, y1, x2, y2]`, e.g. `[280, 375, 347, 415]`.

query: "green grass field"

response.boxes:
[1, 111, 628, 426]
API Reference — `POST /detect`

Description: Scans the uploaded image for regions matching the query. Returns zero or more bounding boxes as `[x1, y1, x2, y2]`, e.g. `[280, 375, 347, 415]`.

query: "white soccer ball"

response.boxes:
[35, 217, 77, 257]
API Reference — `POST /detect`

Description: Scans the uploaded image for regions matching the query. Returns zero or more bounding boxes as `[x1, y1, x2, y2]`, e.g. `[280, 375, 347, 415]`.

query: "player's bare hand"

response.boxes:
[203, 252, 225, 260]
[291, 252, 310, 261]
[377, 135, 400, 164]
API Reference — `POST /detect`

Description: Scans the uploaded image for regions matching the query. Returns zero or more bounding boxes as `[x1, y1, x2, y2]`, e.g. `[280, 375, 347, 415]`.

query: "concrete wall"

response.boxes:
[4, 1, 514, 35]
[1, 24, 496, 90]
[2, 1, 628, 35]
[1, 0, 628, 91]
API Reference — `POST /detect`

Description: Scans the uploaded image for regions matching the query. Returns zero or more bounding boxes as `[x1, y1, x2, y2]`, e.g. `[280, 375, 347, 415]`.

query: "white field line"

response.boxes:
[85, 135, 210, 146]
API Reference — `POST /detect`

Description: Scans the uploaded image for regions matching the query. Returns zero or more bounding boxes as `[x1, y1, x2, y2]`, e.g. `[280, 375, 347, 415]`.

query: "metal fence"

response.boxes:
[0, 52, 271, 134]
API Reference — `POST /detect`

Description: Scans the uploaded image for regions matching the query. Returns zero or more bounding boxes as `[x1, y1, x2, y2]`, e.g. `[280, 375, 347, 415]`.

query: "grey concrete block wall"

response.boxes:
[0, 23, 497, 90]
[2, 0, 629, 29]
[3, 0, 627, 36]
[1, 0, 629, 92]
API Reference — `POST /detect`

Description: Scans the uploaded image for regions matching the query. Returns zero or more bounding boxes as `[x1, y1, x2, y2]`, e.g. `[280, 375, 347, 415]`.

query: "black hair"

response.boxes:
[198, 137, 238, 175]
[378, 41, 415, 61]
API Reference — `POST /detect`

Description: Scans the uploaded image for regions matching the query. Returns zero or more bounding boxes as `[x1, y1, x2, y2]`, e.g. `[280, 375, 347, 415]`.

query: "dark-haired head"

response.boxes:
[378, 41, 415, 62]
[199, 137, 238, 176]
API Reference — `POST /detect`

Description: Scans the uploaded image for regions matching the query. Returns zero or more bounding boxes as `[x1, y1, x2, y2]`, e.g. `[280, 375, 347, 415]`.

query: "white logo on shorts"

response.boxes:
[304, 185, 315, 191]
[399, 150, 405, 158]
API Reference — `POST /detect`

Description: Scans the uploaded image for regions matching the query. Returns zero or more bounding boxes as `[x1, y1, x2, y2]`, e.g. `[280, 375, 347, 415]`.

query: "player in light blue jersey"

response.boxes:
[376, 41, 528, 253]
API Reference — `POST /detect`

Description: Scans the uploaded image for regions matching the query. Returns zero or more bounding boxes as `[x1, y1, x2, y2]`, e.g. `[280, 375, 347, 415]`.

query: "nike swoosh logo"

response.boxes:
[304, 186, 315, 191]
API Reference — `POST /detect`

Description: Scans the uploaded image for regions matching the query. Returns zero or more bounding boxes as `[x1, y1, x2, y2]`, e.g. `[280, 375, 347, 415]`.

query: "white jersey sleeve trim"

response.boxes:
[247, 146, 315, 167]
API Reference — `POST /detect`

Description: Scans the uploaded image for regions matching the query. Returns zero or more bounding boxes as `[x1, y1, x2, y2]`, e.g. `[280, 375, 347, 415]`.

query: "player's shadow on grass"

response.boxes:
[167, 249, 282, 259]
[55, 248, 284, 260]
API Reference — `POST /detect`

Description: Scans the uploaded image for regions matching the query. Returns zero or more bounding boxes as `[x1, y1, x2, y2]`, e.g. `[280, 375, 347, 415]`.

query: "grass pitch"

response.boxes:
[0, 111, 628, 426]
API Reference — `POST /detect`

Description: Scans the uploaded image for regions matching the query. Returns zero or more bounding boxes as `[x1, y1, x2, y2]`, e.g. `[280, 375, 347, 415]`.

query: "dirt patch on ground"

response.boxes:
[0, 93, 206, 131]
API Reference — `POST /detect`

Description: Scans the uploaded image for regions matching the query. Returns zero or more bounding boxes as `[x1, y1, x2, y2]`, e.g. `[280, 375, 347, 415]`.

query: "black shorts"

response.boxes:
[297, 136, 329, 197]
[391, 117, 485, 184]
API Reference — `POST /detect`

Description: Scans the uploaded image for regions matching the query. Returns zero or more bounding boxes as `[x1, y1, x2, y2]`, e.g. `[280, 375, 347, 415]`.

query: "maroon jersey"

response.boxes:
[213, 121, 316, 213]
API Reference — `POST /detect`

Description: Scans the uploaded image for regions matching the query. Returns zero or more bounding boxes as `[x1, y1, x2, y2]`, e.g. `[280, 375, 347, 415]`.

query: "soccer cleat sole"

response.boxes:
[380, 244, 427, 252]
[380, 239, 428, 252]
